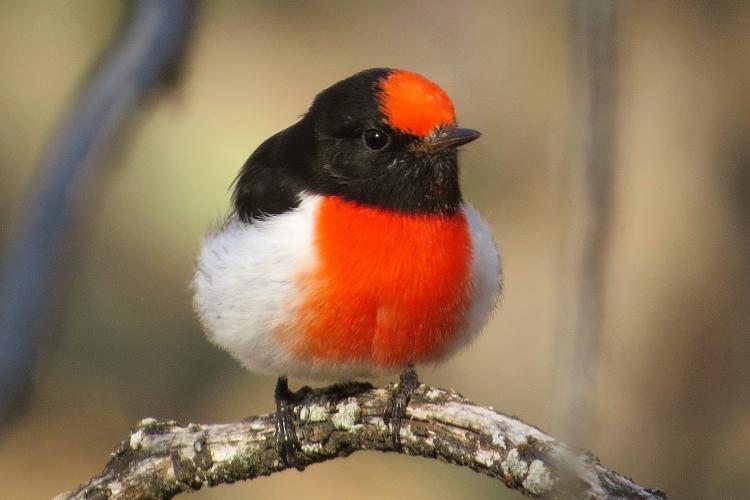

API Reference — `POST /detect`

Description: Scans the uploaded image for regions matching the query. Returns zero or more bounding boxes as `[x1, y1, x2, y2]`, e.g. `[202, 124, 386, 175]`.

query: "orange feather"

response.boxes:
[283, 196, 472, 368]
[379, 70, 456, 137]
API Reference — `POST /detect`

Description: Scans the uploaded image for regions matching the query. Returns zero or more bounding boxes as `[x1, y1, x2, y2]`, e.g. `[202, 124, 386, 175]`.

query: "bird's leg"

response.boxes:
[383, 365, 420, 450]
[274, 375, 308, 471]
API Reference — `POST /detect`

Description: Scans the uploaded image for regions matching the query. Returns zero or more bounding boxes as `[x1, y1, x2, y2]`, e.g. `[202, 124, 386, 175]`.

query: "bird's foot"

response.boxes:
[383, 365, 420, 450]
[274, 376, 309, 471]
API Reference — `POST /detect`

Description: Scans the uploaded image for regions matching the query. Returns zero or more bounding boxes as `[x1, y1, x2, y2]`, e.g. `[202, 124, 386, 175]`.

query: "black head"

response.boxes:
[233, 68, 480, 221]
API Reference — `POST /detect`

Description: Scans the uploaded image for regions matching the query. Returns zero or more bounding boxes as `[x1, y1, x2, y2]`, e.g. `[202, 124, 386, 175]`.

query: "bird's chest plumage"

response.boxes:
[279, 196, 473, 367]
[194, 194, 499, 378]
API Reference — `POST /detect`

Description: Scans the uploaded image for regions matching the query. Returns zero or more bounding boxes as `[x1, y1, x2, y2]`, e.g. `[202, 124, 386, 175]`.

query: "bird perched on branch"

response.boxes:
[193, 68, 501, 468]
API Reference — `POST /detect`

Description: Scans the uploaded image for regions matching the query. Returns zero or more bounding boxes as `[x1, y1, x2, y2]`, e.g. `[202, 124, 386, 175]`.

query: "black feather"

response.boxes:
[232, 68, 463, 222]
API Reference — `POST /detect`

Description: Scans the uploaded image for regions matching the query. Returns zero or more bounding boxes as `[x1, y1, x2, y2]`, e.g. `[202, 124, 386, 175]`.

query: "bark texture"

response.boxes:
[56, 383, 666, 499]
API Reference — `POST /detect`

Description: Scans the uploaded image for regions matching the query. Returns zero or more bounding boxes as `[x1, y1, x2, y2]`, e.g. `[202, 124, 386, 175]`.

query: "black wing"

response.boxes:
[232, 118, 317, 223]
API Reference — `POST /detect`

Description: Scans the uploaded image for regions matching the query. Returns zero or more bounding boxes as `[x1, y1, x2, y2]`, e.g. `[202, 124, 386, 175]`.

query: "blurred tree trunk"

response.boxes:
[0, 0, 196, 425]
[556, 0, 618, 444]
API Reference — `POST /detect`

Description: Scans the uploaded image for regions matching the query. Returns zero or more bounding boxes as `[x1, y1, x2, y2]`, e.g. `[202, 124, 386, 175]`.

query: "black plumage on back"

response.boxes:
[232, 118, 316, 223]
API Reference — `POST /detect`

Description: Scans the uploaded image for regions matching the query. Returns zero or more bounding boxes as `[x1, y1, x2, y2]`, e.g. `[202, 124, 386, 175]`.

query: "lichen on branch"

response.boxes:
[56, 383, 666, 500]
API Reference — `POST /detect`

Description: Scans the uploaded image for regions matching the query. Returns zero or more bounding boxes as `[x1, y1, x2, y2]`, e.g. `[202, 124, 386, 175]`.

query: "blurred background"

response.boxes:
[1, 1, 748, 499]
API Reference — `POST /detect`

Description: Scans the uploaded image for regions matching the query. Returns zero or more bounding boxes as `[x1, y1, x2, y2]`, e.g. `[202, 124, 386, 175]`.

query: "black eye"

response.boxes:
[362, 128, 389, 150]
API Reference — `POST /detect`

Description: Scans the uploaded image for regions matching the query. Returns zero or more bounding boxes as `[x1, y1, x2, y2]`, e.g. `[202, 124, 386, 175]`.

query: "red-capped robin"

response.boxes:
[193, 68, 501, 468]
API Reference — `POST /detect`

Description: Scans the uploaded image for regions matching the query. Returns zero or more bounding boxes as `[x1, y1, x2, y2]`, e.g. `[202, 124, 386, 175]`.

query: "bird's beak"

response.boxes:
[421, 127, 481, 153]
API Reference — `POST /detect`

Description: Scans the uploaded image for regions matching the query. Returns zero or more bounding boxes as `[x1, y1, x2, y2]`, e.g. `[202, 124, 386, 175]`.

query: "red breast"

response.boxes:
[279, 196, 473, 368]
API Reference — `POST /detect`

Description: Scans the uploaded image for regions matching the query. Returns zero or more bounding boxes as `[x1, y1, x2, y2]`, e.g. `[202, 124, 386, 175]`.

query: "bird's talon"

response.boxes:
[274, 376, 306, 471]
[384, 366, 420, 450]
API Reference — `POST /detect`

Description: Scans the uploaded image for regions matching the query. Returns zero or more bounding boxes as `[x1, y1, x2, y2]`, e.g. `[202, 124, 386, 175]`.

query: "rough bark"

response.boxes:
[56, 383, 666, 499]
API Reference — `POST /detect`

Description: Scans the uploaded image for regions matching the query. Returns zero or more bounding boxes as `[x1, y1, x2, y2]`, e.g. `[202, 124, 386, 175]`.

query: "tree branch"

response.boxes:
[56, 383, 666, 499]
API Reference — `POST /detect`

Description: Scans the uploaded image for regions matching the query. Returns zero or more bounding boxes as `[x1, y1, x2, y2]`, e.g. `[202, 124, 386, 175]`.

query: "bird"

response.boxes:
[192, 68, 502, 469]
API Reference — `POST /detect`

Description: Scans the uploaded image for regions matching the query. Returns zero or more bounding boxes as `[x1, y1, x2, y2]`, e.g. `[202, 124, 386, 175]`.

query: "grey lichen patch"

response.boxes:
[447, 388, 463, 399]
[331, 399, 361, 430]
[425, 388, 443, 400]
[301, 442, 323, 454]
[399, 425, 416, 443]
[299, 403, 328, 423]
[129, 429, 145, 450]
[501, 448, 529, 479]
[475, 449, 501, 467]
[522, 459, 555, 495]
[490, 430, 507, 449]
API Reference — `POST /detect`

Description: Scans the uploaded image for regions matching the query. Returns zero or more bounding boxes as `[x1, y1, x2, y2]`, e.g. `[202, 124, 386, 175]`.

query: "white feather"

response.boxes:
[192, 195, 318, 376]
[446, 204, 503, 356]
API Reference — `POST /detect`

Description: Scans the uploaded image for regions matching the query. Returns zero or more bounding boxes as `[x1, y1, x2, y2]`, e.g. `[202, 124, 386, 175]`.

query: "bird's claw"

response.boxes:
[274, 376, 305, 471]
[384, 365, 420, 450]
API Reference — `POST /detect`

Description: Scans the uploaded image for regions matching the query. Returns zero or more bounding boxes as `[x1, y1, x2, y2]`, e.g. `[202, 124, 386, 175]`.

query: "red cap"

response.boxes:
[378, 70, 456, 137]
